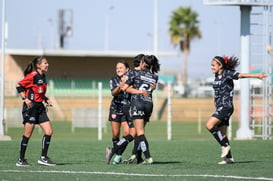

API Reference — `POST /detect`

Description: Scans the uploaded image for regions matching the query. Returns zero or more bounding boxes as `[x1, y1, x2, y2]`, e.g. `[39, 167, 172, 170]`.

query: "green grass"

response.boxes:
[5, 121, 237, 141]
[1, 121, 273, 181]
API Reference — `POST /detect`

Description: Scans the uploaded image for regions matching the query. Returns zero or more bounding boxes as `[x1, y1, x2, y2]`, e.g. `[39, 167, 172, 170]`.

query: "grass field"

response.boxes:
[1, 121, 273, 181]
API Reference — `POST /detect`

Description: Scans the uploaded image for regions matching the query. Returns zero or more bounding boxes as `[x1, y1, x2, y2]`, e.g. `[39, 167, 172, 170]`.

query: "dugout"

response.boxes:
[3, 49, 164, 96]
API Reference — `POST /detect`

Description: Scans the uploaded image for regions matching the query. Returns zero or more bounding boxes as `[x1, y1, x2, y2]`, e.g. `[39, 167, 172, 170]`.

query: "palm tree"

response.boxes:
[169, 6, 201, 97]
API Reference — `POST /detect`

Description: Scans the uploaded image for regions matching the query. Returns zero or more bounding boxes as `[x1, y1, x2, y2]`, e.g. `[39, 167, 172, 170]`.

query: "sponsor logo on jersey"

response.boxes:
[140, 76, 156, 84]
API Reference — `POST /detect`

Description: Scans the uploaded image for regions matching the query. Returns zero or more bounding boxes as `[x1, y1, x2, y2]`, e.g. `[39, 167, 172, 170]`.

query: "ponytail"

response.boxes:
[213, 56, 239, 70]
[23, 56, 45, 76]
[144, 55, 161, 74]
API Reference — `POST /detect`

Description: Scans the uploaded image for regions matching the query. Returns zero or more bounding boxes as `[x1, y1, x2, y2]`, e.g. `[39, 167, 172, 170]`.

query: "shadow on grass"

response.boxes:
[233, 160, 258, 164]
[152, 161, 181, 164]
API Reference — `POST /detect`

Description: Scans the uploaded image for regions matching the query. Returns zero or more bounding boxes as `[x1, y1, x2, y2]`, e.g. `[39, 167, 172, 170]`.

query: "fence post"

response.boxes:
[98, 82, 102, 140]
[167, 82, 172, 141]
[228, 117, 232, 140]
[198, 108, 202, 134]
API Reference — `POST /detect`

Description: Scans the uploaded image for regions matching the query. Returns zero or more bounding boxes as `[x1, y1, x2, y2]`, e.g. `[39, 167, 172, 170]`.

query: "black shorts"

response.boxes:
[108, 108, 127, 124]
[108, 104, 134, 128]
[122, 104, 134, 128]
[22, 102, 50, 125]
[212, 107, 234, 126]
[130, 99, 153, 122]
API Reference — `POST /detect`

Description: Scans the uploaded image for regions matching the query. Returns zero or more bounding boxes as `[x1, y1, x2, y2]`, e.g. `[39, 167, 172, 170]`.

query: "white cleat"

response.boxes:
[221, 145, 231, 158]
[218, 157, 234, 164]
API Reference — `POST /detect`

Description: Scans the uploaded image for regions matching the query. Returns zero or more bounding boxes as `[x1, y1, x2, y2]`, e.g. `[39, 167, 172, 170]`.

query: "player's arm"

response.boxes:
[238, 72, 267, 79]
[16, 83, 33, 108]
[124, 86, 149, 96]
[111, 85, 122, 96]
[44, 96, 52, 106]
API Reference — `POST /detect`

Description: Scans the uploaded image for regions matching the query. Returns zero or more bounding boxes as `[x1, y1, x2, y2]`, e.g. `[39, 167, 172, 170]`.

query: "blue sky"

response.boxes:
[1, 0, 262, 80]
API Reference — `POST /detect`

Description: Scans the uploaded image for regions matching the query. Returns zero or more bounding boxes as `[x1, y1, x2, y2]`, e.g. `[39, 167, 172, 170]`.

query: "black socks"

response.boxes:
[19, 135, 29, 159]
[41, 135, 51, 157]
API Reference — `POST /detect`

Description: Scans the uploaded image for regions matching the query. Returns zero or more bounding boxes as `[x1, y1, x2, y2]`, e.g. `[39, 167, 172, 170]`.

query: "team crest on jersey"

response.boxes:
[38, 87, 43, 93]
[111, 114, 117, 119]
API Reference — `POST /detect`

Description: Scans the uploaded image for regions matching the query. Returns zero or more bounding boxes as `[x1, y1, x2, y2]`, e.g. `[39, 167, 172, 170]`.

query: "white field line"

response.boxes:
[0, 170, 273, 181]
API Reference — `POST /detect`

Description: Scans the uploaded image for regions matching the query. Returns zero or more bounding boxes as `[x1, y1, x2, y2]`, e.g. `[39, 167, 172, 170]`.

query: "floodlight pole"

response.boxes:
[153, 0, 158, 55]
[236, 6, 253, 139]
[104, 6, 114, 51]
[0, 0, 10, 140]
[0, 0, 6, 137]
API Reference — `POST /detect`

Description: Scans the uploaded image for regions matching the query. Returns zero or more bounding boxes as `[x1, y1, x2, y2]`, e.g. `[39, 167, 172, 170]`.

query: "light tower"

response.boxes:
[204, 0, 273, 139]
[58, 9, 73, 49]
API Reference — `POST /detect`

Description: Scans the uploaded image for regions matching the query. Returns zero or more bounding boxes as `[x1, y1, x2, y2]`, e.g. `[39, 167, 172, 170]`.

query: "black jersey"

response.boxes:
[126, 69, 158, 103]
[109, 75, 130, 115]
[213, 69, 240, 110]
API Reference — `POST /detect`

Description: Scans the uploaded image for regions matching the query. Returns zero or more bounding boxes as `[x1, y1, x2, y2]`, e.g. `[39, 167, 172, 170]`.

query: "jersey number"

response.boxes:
[139, 84, 151, 91]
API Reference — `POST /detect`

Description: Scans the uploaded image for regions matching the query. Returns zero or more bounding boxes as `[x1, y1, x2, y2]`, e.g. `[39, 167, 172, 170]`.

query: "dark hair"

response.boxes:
[143, 55, 160, 74]
[133, 54, 144, 67]
[24, 56, 45, 76]
[116, 60, 130, 69]
[213, 56, 239, 70]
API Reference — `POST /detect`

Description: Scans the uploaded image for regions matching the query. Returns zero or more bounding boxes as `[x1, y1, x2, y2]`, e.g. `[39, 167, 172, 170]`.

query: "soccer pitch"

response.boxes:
[0, 122, 273, 181]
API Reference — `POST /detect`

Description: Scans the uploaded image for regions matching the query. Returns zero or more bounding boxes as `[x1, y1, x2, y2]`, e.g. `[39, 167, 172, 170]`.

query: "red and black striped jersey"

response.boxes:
[18, 71, 47, 102]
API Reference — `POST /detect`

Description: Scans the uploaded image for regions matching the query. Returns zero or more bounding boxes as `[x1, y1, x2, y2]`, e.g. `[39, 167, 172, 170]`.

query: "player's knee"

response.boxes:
[45, 129, 53, 136]
[206, 122, 213, 131]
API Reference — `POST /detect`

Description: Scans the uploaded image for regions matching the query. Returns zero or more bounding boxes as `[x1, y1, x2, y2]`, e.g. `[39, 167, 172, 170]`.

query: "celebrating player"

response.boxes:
[206, 55, 267, 164]
[106, 60, 131, 164]
[106, 54, 146, 164]
[121, 55, 160, 164]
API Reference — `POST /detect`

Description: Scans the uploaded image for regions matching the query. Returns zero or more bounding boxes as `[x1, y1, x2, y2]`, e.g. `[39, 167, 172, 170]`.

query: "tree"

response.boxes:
[169, 6, 201, 97]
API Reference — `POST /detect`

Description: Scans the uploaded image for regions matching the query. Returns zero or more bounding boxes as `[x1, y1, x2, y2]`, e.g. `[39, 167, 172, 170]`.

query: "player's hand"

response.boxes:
[150, 84, 156, 90]
[258, 72, 267, 80]
[24, 98, 33, 108]
[140, 90, 149, 97]
[46, 99, 53, 107]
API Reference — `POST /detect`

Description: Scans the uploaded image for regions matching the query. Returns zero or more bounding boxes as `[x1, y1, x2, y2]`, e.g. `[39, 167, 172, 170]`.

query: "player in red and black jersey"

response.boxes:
[15, 56, 56, 167]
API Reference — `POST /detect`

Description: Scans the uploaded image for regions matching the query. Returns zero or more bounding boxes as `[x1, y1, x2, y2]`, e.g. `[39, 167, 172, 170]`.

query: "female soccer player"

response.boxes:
[106, 60, 131, 164]
[122, 55, 160, 164]
[16, 56, 56, 166]
[106, 54, 145, 164]
[206, 56, 266, 164]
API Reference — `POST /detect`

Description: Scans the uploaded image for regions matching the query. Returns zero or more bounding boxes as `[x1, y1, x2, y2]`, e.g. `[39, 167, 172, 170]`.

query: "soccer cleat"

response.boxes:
[221, 145, 231, 158]
[142, 157, 153, 165]
[106, 147, 114, 164]
[218, 157, 234, 164]
[112, 155, 122, 164]
[137, 157, 144, 164]
[37, 156, 56, 166]
[16, 158, 30, 167]
[123, 154, 136, 164]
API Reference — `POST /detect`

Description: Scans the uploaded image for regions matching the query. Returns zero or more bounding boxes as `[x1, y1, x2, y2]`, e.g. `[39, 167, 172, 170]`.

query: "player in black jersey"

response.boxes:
[106, 60, 131, 164]
[206, 56, 266, 164]
[121, 55, 160, 164]
[15, 56, 56, 166]
[106, 54, 146, 164]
